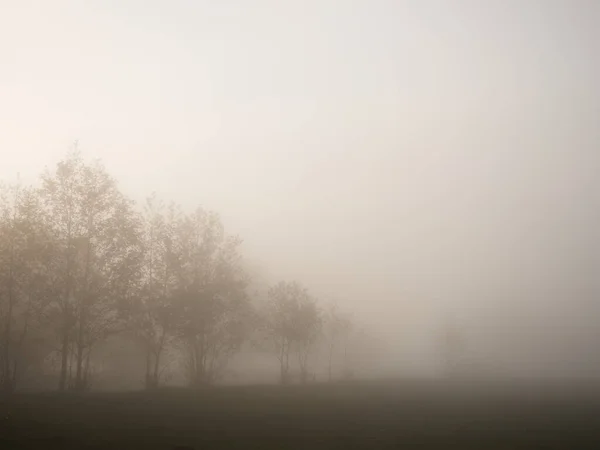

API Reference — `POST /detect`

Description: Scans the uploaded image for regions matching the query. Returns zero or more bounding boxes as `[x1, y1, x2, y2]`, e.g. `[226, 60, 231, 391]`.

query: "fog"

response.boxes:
[1, 0, 599, 382]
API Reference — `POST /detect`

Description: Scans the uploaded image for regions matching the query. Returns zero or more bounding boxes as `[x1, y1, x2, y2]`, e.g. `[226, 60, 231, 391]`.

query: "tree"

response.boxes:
[294, 296, 321, 384]
[133, 194, 181, 389]
[40, 150, 143, 391]
[173, 207, 252, 386]
[265, 281, 320, 384]
[0, 181, 56, 392]
[338, 312, 354, 379]
[322, 304, 355, 381]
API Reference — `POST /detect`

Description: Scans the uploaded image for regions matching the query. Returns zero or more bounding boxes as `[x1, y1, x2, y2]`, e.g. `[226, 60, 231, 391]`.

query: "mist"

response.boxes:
[1, 0, 600, 383]
[3, 2, 600, 449]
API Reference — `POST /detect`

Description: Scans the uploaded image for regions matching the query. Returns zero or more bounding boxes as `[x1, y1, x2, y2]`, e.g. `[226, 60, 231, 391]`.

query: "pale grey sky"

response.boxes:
[1, 0, 599, 374]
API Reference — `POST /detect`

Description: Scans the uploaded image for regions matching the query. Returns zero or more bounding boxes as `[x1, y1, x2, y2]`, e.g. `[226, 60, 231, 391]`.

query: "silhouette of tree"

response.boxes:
[0, 181, 55, 391]
[265, 281, 321, 384]
[324, 303, 355, 381]
[0, 148, 362, 392]
[173, 207, 252, 386]
[131, 193, 182, 389]
[40, 150, 143, 391]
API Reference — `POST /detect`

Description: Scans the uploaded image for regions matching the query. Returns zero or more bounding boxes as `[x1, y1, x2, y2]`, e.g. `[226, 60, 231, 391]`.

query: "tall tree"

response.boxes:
[134, 194, 181, 388]
[0, 182, 56, 391]
[174, 208, 251, 386]
[40, 150, 143, 391]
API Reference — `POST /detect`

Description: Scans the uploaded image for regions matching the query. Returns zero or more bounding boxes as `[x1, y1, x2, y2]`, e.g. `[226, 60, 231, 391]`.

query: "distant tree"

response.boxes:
[265, 281, 320, 384]
[294, 296, 321, 384]
[339, 313, 354, 378]
[324, 302, 348, 382]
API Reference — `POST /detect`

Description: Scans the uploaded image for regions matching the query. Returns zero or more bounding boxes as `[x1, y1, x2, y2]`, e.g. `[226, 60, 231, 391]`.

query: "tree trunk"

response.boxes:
[8, 319, 29, 393]
[10, 359, 17, 392]
[144, 347, 152, 389]
[75, 305, 87, 390]
[191, 339, 204, 387]
[58, 329, 69, 391]
[3, 258, 15, 391]
[68, 344, 74, 390]
[83, 350, 91, 390]
[283, 340, 291, 385]
[298, 345, 309, 385]
[191, 333, 210, 388]
[328, 339, 334, 382]
[59, 216, 73, 392]
[152, 348, 162, 388]
[3, 301, 13, 391]
[150, 328, 167, 388]
[279, 338, 287, 385]
[76, 230, 92, 391]
[3, 200, 18, 392]
[75, 336, 84, 390]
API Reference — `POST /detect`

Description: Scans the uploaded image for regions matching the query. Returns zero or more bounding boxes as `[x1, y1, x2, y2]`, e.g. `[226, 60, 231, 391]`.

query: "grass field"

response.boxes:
[1, 379, 600, 449]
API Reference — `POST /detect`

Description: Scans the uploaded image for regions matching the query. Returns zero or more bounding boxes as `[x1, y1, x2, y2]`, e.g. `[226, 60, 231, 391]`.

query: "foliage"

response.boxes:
[0, 148, 358, 392]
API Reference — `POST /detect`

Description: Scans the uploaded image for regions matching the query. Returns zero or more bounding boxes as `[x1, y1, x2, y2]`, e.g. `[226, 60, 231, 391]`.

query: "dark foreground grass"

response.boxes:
[1, 379, 600, 449]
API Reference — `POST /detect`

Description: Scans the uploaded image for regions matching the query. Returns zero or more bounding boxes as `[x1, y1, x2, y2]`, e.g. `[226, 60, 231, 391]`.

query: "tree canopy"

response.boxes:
[0, 150, 361, 392]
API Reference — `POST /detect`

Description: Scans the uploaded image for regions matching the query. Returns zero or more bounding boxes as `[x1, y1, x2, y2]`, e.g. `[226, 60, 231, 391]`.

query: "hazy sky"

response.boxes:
[1, 0, 599, 374]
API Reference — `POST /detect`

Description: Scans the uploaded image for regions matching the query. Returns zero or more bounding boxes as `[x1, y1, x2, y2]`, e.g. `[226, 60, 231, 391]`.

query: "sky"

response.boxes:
[1, 0, 599, 376]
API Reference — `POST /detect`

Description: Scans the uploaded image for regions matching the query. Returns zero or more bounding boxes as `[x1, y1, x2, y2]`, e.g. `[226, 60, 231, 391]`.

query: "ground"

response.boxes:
[1, 379, 599, 449]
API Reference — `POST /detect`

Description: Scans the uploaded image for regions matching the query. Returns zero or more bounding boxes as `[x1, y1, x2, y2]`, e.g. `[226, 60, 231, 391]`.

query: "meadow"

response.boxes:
[2, 379, 599, 449]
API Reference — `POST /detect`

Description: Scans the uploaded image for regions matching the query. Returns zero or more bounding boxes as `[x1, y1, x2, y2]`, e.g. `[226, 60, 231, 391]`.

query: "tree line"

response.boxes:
[0, 150, 357, 392]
